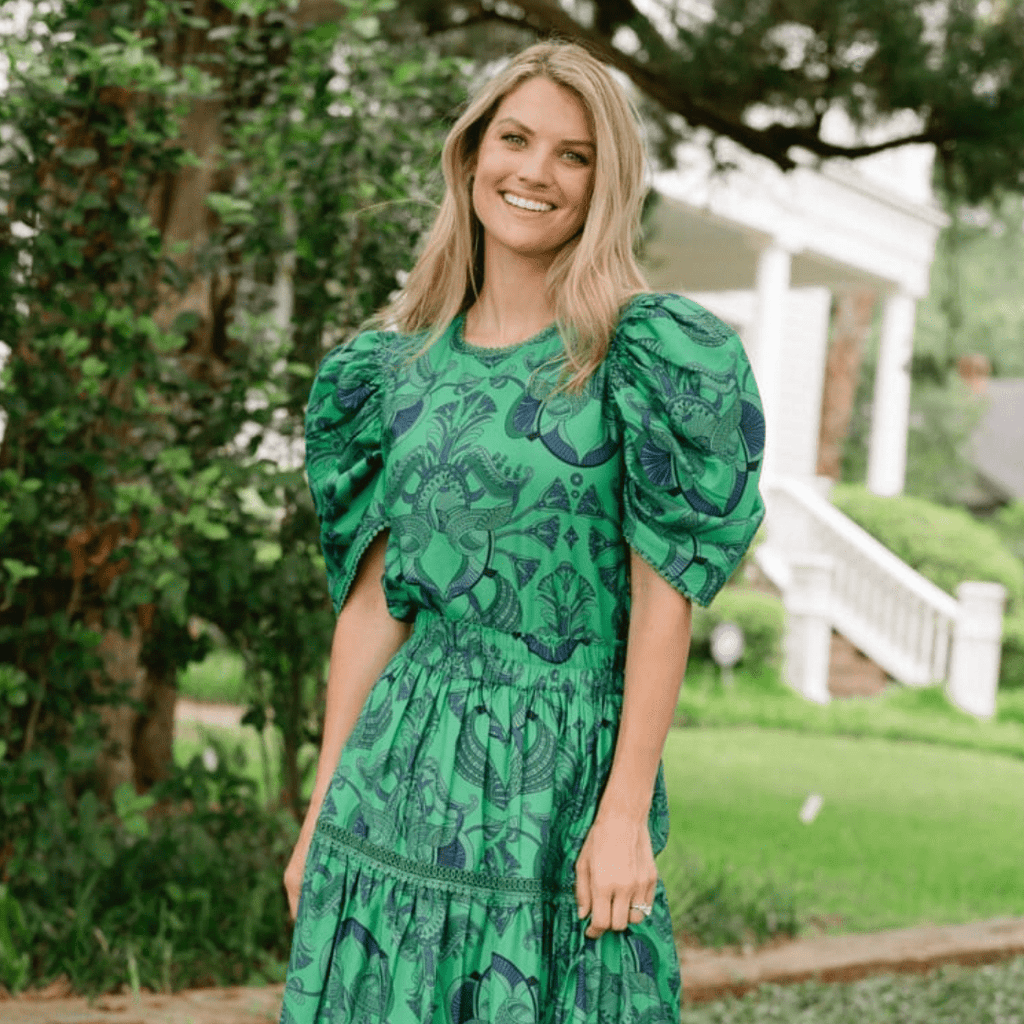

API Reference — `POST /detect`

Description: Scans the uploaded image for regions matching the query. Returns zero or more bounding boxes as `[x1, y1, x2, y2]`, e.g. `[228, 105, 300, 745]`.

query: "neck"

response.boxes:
[465, 243, 557, 346]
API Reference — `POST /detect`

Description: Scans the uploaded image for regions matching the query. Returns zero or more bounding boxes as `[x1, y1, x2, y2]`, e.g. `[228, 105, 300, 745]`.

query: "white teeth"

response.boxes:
[503, 192, 554, 212]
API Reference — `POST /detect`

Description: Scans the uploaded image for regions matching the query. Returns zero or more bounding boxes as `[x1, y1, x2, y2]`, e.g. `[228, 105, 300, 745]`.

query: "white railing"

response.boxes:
[756, 477, 1006, 716]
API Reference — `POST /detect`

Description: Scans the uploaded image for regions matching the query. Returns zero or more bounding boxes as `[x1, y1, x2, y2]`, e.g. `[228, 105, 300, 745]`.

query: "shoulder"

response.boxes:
[612, 292, 742, 362]
[314, 327, 399, 379]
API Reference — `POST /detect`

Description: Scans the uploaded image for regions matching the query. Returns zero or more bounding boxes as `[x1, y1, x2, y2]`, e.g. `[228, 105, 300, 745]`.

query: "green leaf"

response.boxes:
[205, 192, 256, 226]
[254, 541, 282, 565]
[158, 447, 192, 473]
[391, 61, 420, 87]
[196, 521, 229, 541]
[58, 330, 90, 361]
[0, 884, 30, 992]
[61, 148, 99, 167]
[81, 356, 107, 378]
[151, 331, 187, 353]
[0, 665, 29, 707]
[113, 781, 155, 839]
[2, 559, 39, 585]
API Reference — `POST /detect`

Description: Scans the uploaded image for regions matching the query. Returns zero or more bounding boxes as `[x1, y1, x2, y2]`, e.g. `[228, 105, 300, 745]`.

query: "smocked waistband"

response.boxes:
[401, 608, 627, 685]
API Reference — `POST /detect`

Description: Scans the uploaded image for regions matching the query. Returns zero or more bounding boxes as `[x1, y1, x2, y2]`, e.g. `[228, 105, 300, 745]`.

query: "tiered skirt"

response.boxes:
[279, 608, 682, 1023]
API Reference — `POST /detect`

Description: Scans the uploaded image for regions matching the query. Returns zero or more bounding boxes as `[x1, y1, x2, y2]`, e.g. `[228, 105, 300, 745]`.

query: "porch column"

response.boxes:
[867, 290, 916, 496]
[752, 239, 792, 482]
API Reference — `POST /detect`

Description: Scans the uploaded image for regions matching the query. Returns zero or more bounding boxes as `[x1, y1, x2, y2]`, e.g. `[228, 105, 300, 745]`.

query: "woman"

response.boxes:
[280, 40, 765, 1023]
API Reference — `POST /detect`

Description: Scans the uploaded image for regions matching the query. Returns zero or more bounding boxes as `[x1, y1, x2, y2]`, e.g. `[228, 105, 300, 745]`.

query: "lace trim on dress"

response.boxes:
[314, 821, 579, 905]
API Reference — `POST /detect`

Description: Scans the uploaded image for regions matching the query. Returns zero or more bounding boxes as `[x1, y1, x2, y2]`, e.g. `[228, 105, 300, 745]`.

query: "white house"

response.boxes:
[643, 129, 1006, 718]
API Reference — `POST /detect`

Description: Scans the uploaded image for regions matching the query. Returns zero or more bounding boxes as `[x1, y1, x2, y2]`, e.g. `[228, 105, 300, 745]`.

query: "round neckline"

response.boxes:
[450, 313, 559, 357]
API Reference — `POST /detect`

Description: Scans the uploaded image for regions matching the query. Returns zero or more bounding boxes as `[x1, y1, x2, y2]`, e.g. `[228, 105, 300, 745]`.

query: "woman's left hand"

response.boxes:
[574, 805, 658, 939]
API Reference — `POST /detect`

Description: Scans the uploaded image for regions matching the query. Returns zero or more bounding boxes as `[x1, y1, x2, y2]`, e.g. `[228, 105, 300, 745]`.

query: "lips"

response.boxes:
[502, 191, 555, 212]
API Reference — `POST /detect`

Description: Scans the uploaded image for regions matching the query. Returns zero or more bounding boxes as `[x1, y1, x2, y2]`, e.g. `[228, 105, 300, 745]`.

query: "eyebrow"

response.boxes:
[494, 116, 595, 150]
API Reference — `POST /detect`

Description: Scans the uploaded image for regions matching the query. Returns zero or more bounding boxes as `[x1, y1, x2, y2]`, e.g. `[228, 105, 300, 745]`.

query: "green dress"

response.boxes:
[280, 292, 765, 1023]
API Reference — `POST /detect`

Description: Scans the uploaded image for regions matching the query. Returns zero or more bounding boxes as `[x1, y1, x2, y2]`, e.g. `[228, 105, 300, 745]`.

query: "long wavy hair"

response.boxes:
[370, 40, 650, 397]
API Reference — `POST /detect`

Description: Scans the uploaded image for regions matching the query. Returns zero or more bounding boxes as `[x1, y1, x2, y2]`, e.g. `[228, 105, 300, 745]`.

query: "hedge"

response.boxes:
[1001, 613, 1024, 689]
[691, 588, 785, 670]
[831, 484, 1024, 609]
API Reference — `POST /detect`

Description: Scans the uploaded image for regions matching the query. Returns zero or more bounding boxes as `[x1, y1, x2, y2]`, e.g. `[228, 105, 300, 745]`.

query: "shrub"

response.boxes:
[8, 749, 296, 995]
[831, 484, 1024, 609]
[993, 501, 1024, 562]
[691, 588, 785, 670]
[1001, 613, 1024, 690]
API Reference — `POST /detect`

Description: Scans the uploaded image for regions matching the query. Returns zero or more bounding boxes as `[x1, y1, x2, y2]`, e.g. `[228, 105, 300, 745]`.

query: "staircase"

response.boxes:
[755, 477, 1006, 716]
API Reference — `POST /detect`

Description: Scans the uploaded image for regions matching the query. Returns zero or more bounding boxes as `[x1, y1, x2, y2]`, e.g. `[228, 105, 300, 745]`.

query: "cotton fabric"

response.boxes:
[280, 292, 765, 1023]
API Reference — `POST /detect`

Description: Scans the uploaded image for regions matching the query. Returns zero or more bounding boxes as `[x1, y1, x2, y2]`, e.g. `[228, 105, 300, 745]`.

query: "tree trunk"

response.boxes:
[816, 287, 877, 480]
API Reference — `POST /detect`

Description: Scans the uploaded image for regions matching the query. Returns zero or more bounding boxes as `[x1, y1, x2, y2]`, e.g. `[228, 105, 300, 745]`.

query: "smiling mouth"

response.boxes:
[502, 191, 555, 213]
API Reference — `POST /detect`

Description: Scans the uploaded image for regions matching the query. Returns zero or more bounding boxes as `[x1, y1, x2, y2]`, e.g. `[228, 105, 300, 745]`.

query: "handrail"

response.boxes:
[762, 478, 958, 686]
[772, 478, 958, 617]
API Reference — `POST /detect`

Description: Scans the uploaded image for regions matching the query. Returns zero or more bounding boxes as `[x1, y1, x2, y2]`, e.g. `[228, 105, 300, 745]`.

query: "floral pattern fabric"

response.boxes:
[281, 292, 765, 1023]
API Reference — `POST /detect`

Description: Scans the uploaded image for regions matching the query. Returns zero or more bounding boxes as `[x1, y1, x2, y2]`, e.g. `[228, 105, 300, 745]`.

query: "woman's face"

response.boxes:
[470, 76, 595, 267]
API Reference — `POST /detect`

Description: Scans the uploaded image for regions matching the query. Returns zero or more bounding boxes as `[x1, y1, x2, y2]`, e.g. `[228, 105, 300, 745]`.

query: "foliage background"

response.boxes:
[0, 0, 469, 993]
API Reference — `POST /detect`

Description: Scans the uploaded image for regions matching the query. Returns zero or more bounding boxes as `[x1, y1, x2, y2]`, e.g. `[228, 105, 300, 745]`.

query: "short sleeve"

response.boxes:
[305, 330, 389, 615]
[607, 293, 766, 607]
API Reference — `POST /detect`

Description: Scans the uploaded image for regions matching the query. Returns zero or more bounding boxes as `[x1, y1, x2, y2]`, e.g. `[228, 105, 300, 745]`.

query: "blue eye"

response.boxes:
[501, 133, 526, 146]
[564, 151, 589, 165]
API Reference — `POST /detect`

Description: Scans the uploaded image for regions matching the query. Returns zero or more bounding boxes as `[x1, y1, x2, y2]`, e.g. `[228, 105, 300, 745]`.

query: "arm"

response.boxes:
[284, 529, 413, 917]
[574, 547, 692, 938]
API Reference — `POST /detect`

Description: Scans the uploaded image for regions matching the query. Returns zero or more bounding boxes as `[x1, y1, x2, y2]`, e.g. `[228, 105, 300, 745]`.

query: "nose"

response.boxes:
[515, 144, 554, 187]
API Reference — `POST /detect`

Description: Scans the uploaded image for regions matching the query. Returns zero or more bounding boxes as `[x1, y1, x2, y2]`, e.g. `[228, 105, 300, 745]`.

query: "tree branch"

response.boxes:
[435, 0, 948, 169]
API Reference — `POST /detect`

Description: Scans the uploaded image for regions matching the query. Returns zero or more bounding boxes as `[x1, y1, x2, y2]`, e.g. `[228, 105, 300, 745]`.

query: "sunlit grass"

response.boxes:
[177, 649, 247, 705]
[663, 725, 1024, 934]
[677, 661, 1024, 762]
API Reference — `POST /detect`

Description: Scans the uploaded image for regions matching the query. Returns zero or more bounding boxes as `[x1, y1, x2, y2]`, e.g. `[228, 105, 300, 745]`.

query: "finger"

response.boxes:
[611, 890, 631, 932]
[585, 887, 611, 940]
[628, 897, 650, 926]
[575, 857, 591, 921]
[646, 875, 658, 909]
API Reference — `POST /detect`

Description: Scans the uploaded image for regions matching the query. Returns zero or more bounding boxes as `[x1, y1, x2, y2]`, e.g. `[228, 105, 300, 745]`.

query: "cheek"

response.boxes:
[568, 180, 593, 228]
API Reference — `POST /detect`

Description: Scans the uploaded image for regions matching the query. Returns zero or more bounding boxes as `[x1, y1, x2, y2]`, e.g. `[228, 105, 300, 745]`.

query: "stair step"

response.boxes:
[829, 632, 887, 698]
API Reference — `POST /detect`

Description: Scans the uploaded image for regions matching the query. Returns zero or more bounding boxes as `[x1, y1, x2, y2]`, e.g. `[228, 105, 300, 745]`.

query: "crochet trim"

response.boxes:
[314, 821, 576, 905]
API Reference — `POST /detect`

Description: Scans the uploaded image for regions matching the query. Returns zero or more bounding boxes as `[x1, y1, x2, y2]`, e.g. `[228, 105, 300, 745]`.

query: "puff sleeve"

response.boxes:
[304, 330, 389, 615]
[607, 293, 766, 607]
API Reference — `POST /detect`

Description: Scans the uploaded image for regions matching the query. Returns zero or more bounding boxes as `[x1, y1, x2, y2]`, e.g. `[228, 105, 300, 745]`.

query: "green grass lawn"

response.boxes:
[662, 724, 1024, 935]
[178, 649, 248, 705]
[678, 662, 1024, 762]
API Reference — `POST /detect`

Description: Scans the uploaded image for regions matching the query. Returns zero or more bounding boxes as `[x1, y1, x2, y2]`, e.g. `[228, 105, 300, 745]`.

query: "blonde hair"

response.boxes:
[370, 40, 650, 396]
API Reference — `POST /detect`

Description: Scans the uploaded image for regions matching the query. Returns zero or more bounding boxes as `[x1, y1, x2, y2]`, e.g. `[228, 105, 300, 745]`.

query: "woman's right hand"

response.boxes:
[284, 828, 313, 919]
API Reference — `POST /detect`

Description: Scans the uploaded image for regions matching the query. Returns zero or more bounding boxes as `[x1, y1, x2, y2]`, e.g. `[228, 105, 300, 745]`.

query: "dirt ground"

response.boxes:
[6, 916, 1024, 1022]
[0, 979, 283, 1024]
